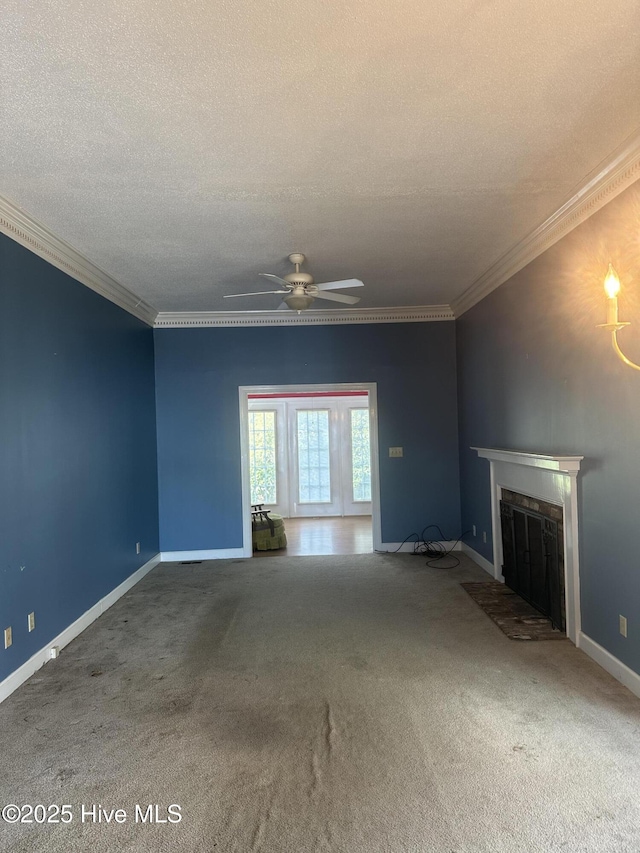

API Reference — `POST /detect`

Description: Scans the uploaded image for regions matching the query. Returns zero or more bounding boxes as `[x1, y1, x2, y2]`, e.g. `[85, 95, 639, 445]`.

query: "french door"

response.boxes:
[248, 395, 372, 518]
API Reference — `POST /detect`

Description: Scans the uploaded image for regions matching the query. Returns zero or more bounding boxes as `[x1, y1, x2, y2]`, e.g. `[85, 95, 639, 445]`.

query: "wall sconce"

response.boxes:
[597, 264, 640, 371]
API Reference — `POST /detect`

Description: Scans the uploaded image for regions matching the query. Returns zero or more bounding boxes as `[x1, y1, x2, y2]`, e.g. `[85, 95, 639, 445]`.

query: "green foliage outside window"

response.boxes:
[249, 410, 277, 504]
[351, 409, 371, 502]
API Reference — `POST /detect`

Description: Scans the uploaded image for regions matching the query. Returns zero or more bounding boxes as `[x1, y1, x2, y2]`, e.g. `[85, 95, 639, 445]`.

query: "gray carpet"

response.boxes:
[1, 553, 639, 852]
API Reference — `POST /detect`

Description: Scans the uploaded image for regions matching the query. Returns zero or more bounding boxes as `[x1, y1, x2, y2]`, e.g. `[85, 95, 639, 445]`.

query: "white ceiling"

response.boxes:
[2, 1, 640, 313]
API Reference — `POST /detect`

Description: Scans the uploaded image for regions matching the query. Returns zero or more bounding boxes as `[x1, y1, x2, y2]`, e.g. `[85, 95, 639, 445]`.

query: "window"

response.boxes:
[249, 410, 277, 504]
[350, 408, 371, 502]
[297, 409, 331, 502]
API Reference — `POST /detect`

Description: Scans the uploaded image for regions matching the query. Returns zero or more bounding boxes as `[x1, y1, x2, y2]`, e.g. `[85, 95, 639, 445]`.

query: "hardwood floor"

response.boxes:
[253, 515, 373, 557]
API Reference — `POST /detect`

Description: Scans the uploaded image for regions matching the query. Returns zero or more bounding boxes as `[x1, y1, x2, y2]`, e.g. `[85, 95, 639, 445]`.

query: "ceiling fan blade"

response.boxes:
[259, 273, 291, 287]
[313, 291, 361, 305]
[315, 278, 364, 291]
[223, 290, 288, 298]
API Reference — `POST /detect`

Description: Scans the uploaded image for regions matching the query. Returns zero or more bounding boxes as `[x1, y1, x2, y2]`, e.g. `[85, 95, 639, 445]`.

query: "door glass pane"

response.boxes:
[351, 408, 371, 502]
[249, 410, 277, 504]
[297, 410, 330, 503]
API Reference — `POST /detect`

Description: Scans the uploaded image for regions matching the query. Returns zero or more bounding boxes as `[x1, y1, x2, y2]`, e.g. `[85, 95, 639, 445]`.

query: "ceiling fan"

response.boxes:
[223, 253, 363, 312]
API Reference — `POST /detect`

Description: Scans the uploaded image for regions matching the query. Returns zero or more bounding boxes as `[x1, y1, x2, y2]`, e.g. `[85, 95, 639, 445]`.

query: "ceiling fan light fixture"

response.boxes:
[283, 293, 315, 312]
[228, 252, 364, 311]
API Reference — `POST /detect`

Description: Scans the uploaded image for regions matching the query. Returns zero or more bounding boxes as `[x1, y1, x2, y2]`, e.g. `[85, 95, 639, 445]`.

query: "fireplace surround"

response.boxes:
[472, 448, 583, 644]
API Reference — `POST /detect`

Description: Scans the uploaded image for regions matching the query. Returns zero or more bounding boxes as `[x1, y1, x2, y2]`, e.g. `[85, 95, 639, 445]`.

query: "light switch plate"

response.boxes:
[389, 447, 403, 458]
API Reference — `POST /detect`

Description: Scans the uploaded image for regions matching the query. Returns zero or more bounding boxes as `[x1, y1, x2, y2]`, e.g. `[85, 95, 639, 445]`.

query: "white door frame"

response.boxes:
[239, 382, 382, 556]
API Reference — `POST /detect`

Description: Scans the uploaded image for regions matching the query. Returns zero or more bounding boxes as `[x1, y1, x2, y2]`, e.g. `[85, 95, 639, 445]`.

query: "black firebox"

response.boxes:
[500, 499, 565, 632]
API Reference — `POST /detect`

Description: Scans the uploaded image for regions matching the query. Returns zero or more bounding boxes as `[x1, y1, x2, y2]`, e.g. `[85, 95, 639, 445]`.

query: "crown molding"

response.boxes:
[451, 130, 640, 318]
[0, 194, 158, 326]
[154, 304, 454, 328]
[10, 130, 638, 328]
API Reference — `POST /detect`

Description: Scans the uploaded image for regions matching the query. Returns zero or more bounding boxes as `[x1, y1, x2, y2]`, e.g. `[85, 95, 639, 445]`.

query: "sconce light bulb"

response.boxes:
[604, 263, 621, 298]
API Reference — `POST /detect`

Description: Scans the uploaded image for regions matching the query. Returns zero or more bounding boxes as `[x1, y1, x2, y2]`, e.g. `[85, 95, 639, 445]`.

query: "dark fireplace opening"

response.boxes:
[500, 490, 565, 632]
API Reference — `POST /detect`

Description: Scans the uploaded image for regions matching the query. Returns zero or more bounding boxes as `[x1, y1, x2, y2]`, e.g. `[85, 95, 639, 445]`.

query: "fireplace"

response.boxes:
[471, 448, 583, 644]
[499, 490, 565, 631]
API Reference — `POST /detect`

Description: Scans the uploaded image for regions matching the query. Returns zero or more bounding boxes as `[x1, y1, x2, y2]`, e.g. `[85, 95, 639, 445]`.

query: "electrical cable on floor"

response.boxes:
[376, 525, 473, 568]
[376, 532, 421, 554]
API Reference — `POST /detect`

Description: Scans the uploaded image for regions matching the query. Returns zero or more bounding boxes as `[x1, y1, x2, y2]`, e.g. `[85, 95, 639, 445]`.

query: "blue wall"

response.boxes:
[457, 181, 640, 672]
[6, 177, 640, 686]
[0, 233, 159, 682]
[154, 323, 461, 551]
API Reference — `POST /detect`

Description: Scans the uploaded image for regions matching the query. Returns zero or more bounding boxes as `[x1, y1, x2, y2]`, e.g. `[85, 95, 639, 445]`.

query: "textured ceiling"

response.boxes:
[2, 1, 640, 312]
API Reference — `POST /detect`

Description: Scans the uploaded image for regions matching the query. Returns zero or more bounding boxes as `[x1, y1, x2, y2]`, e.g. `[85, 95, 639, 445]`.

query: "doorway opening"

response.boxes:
[239, 383, 382, 556]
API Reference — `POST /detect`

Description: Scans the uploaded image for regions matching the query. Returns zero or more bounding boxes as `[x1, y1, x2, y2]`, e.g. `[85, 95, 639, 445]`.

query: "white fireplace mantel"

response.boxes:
[472, 447, 583, 474]
[472, 447, 583, 644]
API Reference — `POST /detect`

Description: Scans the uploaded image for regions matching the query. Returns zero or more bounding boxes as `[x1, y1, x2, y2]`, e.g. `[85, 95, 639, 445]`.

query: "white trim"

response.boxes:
[160, 547, 248, 561]
[380, 540, 462, 553]
[452, 130, 640, 317]
[0, 554, 160, 705]
[578, 632, 640, 700]
[473, 447, 583, 645]
[0, 194, 158, 327]
[367, 386, 382, 551]
[460, 542, 495, 576]
[155, 305, 454, 328]
[239, 391, 255, 559]
[240, 383, 383, 553]
[5, 132, 639, 329]
[472, 447, 583, 473]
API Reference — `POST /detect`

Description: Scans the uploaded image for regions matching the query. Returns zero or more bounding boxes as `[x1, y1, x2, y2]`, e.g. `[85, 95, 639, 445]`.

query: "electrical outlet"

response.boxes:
[389, 447, 403, 458]
[472, 524, 477, 537]
[136, 542, 141, 555]
[4, 627, 12, 649]
[482, 531, 487, 544]
[620, 615, 628, 638]
[28, 612, 35, 632]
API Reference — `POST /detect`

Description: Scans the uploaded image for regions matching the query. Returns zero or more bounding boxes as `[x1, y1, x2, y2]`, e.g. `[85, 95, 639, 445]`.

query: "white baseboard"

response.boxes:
[0, 554, 160, 705]
[379, 540, 462, 553]
[460, 542, 496, 577]
[160, 547, 249, 561]
[578, 632, 640, 700]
